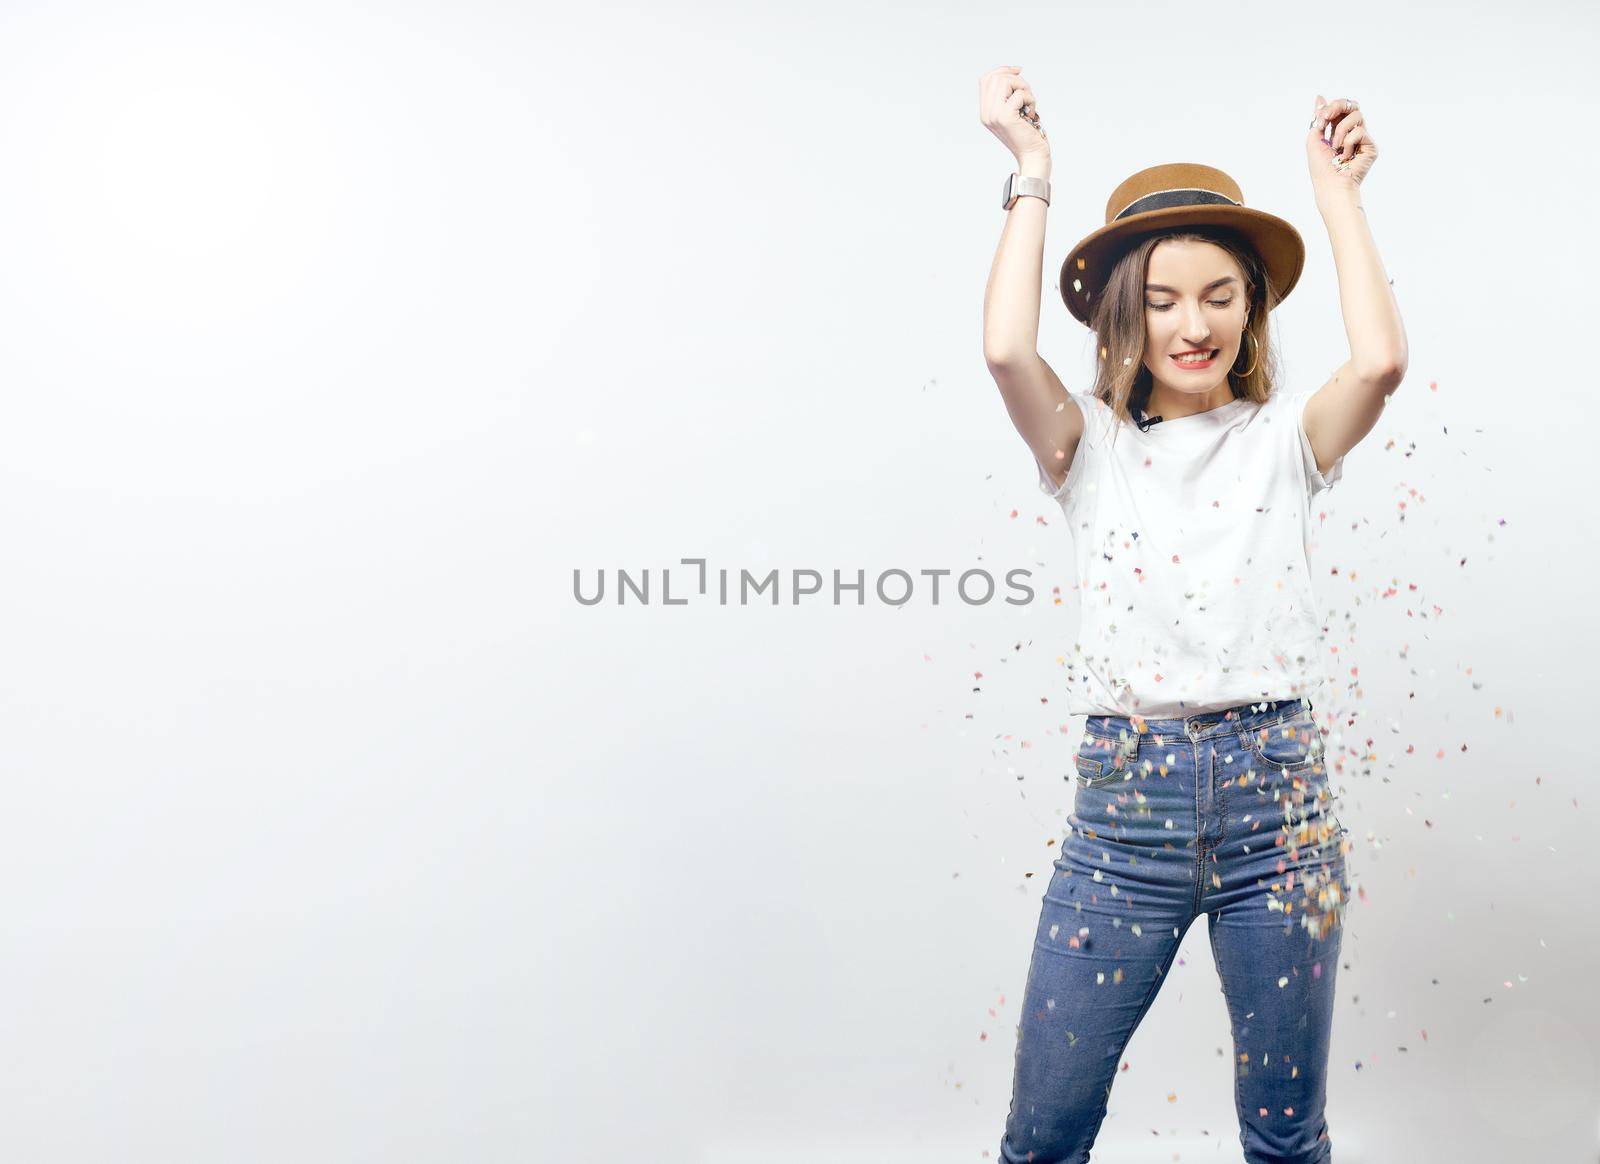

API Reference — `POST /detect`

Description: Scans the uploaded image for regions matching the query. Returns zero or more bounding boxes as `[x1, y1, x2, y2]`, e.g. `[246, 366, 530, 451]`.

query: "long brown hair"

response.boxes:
[1086, 226, 1283, 437]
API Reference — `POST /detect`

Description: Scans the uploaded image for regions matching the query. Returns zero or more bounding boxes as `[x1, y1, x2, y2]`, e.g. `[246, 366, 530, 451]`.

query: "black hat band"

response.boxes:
[1112, 188, 1241, 222]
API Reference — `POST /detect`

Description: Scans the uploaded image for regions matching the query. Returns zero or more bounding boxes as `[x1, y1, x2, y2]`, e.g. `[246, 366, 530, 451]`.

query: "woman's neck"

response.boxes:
[1143, 384, 1237, 421]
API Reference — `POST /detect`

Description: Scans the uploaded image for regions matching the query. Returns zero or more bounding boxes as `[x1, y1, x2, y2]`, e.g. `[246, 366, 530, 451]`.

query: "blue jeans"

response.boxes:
[999, 698, 1351, 1164]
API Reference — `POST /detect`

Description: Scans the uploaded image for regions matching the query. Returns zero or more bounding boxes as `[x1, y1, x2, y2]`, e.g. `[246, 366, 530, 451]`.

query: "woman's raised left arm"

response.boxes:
[1300, 94, 1408, 475]
[1308, 94, 1409, 379]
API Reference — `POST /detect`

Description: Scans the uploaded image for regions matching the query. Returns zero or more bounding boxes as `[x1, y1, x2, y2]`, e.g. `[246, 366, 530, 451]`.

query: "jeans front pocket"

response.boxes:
[1244, 713, 1325, 777]
[1075, 729, 1139, 789]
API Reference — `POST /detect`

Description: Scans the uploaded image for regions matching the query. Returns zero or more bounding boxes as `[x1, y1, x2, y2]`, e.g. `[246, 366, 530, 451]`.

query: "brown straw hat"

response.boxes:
[1058, 162, 1305, 327]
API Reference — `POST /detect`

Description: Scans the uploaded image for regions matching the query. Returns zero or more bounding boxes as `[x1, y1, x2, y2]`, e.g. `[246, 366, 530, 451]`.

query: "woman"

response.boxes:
[978, 67, 1406, 1164]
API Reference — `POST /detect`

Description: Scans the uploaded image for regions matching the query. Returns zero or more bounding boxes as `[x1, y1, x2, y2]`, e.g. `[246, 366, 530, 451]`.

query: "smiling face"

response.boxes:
[1140, 238, 1250, 415]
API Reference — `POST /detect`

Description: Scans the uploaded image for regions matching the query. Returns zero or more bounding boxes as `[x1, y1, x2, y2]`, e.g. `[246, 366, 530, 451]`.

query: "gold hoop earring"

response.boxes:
[1233, 329, 1259, 378]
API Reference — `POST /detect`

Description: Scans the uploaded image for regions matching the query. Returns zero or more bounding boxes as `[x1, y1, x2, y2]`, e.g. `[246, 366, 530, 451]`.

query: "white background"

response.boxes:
[1, 0, 1597, 1160]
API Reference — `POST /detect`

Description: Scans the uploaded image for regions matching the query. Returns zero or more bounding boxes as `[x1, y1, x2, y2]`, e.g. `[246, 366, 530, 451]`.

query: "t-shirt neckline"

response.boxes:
[1137, 398, 1252, 428]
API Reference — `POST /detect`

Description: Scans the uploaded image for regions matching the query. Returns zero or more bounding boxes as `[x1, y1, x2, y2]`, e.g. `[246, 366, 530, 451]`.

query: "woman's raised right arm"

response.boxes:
[977, 67, 1082, 491]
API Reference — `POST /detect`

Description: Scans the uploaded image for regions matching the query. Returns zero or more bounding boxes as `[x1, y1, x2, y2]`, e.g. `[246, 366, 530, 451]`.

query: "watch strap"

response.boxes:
[1003, 173, 1051, 210]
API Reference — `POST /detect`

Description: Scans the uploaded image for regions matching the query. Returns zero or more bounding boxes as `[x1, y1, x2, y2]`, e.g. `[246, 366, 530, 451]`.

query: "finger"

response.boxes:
[1330, 110, 1365, 153]
[1314, 96, 1358, 136]
[1006, 87, 1039, 118]
[1007, 90, 1040, 122]
[983, 71, 1029, 98]
[983, 75, 1032, 112]
[1336, 124, 1368, 159]
[1002, 77, 1036, 101]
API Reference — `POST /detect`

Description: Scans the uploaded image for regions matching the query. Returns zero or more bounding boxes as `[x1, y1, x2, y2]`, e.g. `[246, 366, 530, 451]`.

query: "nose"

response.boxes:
[1182, 303, 1211, 344]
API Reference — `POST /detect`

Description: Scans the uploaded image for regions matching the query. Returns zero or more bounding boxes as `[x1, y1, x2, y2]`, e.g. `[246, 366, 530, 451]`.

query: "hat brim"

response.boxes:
[1058, 205, 1305, 327]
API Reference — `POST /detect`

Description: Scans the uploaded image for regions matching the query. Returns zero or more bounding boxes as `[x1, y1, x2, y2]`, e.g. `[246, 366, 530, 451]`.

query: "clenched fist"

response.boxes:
[979, 65, 1050, 164]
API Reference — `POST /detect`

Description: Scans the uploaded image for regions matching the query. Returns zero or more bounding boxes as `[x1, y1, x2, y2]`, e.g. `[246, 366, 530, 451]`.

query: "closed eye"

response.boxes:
[1146, 299, 1234, 311]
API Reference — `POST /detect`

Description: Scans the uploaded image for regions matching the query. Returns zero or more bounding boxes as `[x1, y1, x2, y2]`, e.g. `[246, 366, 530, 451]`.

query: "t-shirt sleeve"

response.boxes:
[1034, 392, 1098, 504]
[1288, 389, 1346, 496]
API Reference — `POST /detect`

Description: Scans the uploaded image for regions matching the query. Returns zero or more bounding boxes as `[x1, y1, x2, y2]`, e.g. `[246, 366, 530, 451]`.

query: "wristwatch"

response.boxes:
[1002, 172, 1051, 210]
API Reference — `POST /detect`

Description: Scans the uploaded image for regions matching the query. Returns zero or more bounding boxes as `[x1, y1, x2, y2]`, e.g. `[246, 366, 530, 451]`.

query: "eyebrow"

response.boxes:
[1144, 276, 1240, 293]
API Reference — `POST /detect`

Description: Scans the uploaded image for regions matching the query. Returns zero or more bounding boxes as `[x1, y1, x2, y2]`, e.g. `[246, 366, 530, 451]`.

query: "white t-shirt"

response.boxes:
[1035, 389, 1346, 718]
